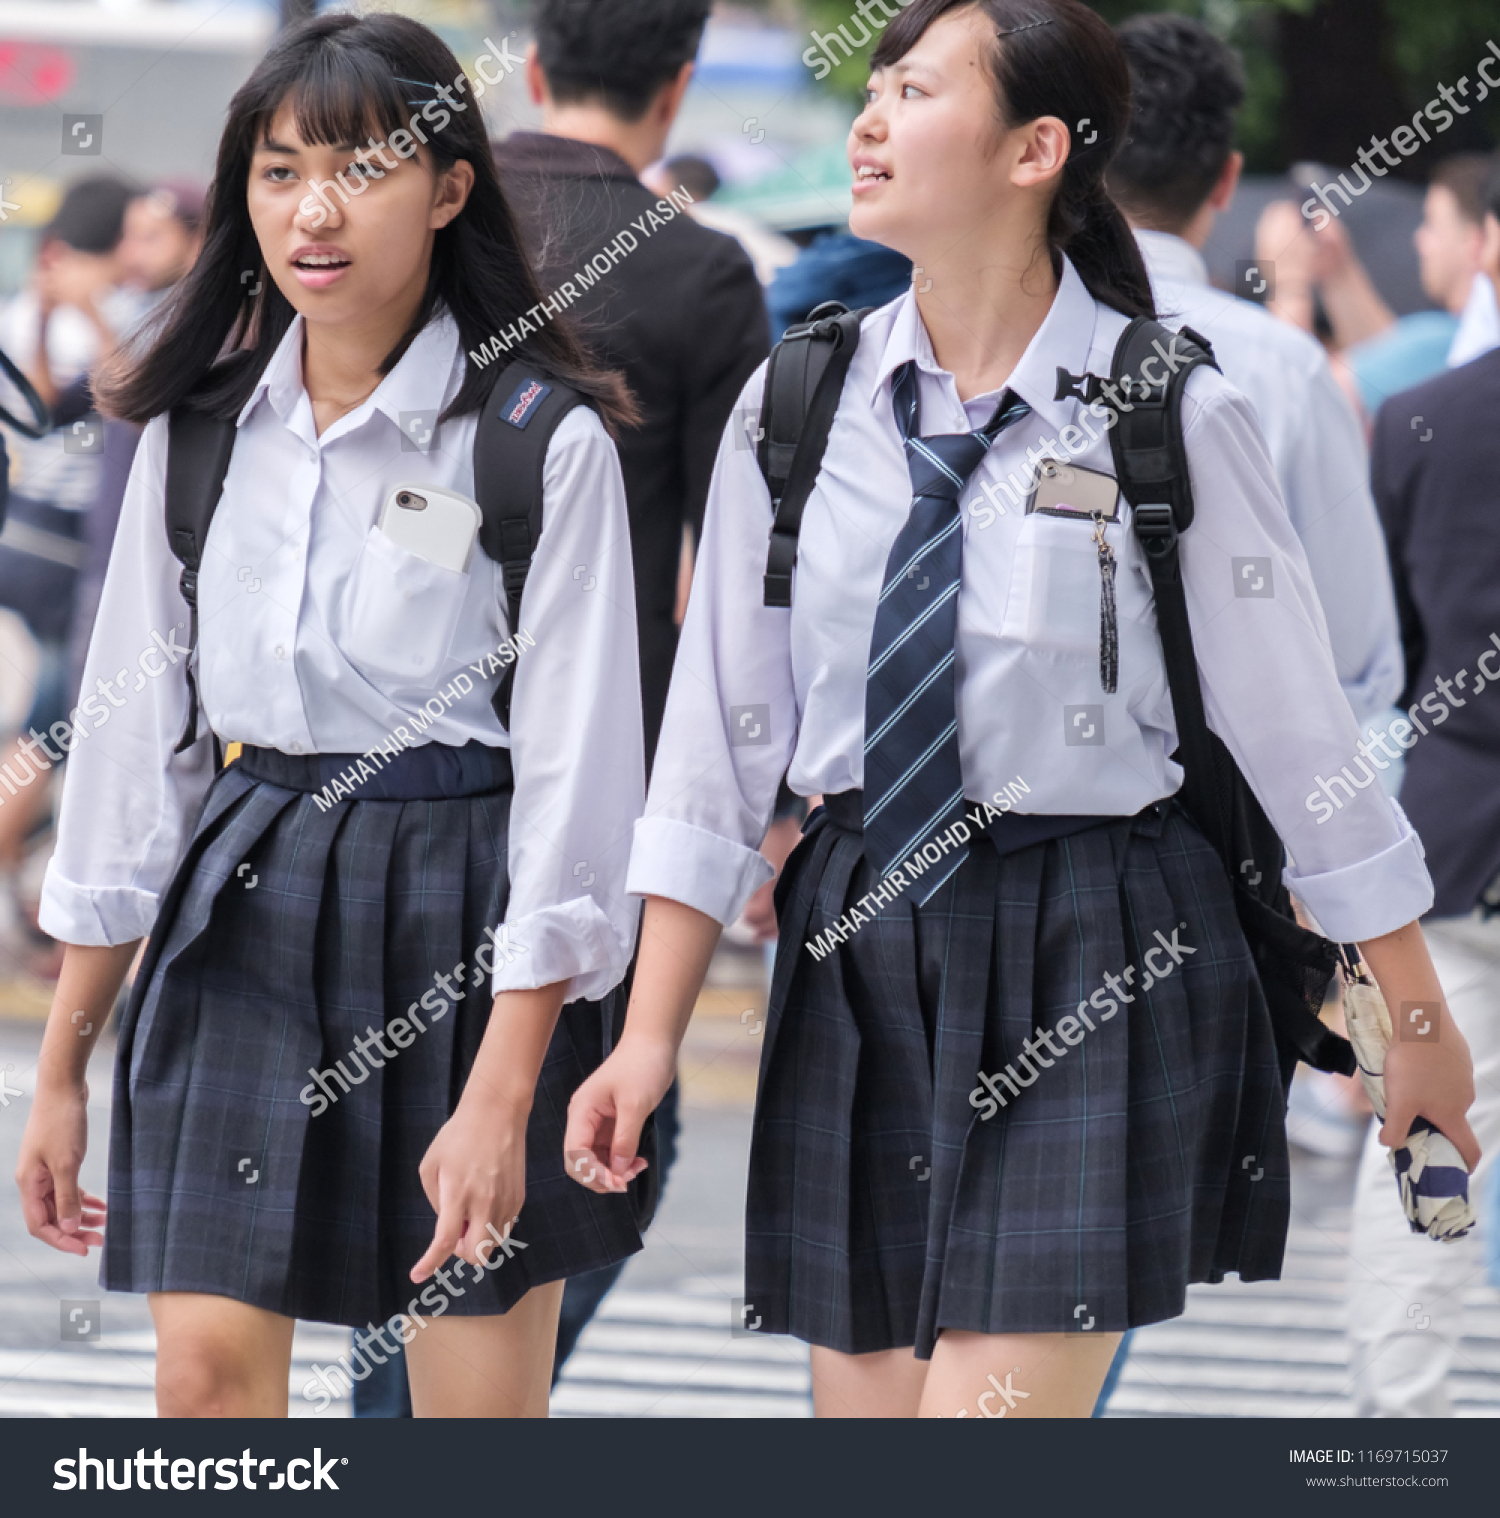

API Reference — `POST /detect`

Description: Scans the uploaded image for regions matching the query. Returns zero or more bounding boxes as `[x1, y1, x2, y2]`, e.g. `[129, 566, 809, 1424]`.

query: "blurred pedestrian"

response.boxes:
[1447, 159, 1500, 368]
[1258, 155, 1492, 420]
[0, 177, 134, 965]
[502, 0, 768, 775]
[67, 183, 206, 712]
[1109, 11, 1403, 735]
[1349, 330, 1500, 1418]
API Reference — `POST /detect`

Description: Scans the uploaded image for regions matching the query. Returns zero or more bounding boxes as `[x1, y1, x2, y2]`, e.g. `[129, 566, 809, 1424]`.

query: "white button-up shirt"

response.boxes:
[1448, 270, 1500, 368]
[1136, 229, 1403, 730]
[40, 313, 644, 1003]
[627, 259, 1433, 945]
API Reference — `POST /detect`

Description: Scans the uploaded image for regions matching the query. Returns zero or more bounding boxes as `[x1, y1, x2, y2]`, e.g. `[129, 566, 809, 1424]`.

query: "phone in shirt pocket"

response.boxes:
[998, 458, 1121, 654]
[340, 484, 482, 683]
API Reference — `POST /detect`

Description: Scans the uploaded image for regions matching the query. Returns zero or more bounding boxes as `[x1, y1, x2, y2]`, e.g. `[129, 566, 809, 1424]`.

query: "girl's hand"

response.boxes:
[563, 1033, 676, 1195]
[410, 1097, 529, 1282]
[15, 1079, 106, 1256]
[1357, 923, 1482, 1172]
[1380, 1026, 1481, 1171]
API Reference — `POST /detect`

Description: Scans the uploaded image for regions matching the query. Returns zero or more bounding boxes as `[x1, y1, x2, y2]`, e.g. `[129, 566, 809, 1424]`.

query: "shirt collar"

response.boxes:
[1134, 228, 1209, 291]
[237, 314, 306, 428]
[501, 131, 640, 184]
[236, 309, 465, 437]
[868, 255, 1101, 434]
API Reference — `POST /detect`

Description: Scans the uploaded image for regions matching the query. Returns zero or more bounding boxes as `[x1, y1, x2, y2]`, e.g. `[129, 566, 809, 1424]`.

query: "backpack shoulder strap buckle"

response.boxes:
[1132, 502, 1179, 564]
[1053, 366, 1108, 406]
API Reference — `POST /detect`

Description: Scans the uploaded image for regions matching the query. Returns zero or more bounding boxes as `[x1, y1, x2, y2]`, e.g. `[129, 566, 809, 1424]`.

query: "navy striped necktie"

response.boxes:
[863, 360, 1032, 903]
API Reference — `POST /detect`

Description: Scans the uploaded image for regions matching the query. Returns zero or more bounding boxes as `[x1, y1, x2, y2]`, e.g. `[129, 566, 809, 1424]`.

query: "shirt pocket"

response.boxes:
[998, 511, 1112, 655]
[339, 524, 468, 684]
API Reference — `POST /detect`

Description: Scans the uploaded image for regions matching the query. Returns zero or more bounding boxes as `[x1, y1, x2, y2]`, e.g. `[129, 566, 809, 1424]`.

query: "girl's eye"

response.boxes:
[261, 163, 296, 183]
[901, 84, 924, 100]
[344, 159, 379, 180]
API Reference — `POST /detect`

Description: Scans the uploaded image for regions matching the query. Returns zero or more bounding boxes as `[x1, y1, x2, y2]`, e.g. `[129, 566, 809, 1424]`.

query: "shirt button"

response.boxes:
[274, 644, 287, 660]
[288, 741, 304, 754]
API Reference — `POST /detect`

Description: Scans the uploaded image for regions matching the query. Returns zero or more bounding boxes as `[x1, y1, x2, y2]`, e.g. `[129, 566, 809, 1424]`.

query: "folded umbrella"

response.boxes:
[1339, 947, 1474, 1242]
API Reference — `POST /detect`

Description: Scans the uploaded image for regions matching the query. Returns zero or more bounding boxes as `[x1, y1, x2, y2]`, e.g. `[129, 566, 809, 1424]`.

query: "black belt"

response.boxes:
[820, 788, 1121, 859]
[235, 740, 513, 801]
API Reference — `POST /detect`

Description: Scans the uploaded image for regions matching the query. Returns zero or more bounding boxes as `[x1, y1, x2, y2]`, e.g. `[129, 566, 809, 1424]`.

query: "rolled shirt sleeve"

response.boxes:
[496, 406, 646, 1000]
[1179, 383, 1433, 942]
[39, 415, 216, 945]
[626, 363, 788, 924]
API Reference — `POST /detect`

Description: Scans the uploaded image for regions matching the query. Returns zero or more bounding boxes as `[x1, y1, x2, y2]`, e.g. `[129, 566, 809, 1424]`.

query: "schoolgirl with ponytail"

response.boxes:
[565, 0, 1478, 1417]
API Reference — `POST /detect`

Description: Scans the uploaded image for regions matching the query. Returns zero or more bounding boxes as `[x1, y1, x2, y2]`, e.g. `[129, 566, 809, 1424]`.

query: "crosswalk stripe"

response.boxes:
[552, 1284, 812, 1418]
[1104, 1206, 1500, 1418]
[0, 1213, 1489, 1420]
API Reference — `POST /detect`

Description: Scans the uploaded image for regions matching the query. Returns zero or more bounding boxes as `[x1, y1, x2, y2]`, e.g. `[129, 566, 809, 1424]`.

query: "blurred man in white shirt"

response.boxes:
[1107, 13, 1402, 737]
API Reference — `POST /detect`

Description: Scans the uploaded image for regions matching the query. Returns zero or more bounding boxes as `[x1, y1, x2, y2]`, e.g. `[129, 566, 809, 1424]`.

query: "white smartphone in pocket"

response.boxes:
[377, 484, 482, 574]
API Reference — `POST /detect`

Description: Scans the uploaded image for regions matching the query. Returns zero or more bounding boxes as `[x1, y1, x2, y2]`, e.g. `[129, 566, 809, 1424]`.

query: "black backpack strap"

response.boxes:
[472, 361, 587, 729]
[1106, 317, 1223, 852]
[1108, 317, 1351, 1077]
[758, 302, 869, 607]
[0, 345, 50, 439]
[165, 404, 237, 755]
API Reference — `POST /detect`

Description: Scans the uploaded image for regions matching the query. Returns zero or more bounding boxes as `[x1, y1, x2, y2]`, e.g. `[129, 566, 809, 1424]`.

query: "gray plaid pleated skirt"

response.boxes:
[101, 751, 647, 1326]
[747, 796, 1289, 1358]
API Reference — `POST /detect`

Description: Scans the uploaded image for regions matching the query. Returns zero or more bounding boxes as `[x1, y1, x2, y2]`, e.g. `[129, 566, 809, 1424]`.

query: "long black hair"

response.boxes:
[871, 0, 1154, 319]
[99, 12, 635, 429]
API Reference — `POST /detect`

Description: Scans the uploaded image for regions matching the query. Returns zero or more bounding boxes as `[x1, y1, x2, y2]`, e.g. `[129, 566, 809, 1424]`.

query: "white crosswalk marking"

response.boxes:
[0, 1326, 356, 1419]
[0, 1241, 1490, 1419]
[1105, 1212, 1500, 1418]
[551, 1281, 812, 1418]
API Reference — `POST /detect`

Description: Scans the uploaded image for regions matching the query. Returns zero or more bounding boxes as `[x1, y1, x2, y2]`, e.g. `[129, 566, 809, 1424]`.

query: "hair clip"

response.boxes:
[995, 18, 1054, 37]
[394, 75, 441, 106]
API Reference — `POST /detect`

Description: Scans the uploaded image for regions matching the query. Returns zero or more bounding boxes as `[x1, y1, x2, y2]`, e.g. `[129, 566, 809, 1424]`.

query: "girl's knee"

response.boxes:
[156, 1341, 273, 1418]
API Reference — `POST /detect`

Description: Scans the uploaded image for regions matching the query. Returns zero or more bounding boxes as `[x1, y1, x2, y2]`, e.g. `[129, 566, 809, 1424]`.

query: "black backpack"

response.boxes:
[756, 301, 1353, 1085]
[164, 356, 586, 756]
[0, 346, 52, 536]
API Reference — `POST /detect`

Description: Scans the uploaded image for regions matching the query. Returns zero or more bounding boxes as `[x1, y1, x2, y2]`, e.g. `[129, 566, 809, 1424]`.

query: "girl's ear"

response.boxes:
[430, 158, 476, 231]
[1010, 115, 1070, 192]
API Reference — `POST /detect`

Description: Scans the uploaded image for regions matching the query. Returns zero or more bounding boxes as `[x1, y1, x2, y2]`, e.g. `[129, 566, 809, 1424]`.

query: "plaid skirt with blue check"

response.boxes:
[100, 763, 647, 1326]
[747, 798, 1289, 1358]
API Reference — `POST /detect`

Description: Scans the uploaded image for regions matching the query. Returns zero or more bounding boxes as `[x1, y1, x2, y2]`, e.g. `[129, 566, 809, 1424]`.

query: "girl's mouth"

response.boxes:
[291, 248, 353, 288]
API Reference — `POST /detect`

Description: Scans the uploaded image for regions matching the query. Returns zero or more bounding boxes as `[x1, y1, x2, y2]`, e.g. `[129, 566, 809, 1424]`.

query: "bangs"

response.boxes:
[253, 41, 441, 154]
[870, 0, 967, 70]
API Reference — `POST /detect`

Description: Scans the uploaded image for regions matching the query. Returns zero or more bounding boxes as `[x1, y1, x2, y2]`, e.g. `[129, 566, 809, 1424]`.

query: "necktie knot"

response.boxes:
[891, 360, 1031, 505]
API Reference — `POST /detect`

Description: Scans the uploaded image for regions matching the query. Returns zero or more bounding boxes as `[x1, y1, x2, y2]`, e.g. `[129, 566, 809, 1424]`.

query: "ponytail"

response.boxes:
[1049, 183, 1155, 320]
[874, 0, 1154, 320]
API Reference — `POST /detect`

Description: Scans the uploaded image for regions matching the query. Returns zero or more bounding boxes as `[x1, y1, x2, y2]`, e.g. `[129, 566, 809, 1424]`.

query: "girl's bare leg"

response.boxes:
[810, 1345, 929, 1417]
[919, 1329, 1124, 1418]
[405, 1279, 564, 1418]
[150, 1293, 296, 1417]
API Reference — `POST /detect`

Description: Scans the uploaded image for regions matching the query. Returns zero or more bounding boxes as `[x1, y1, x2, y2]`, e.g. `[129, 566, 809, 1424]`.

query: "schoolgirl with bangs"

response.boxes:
[565, 0, 1480, 1416]
[15, 13, 649, 1417]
